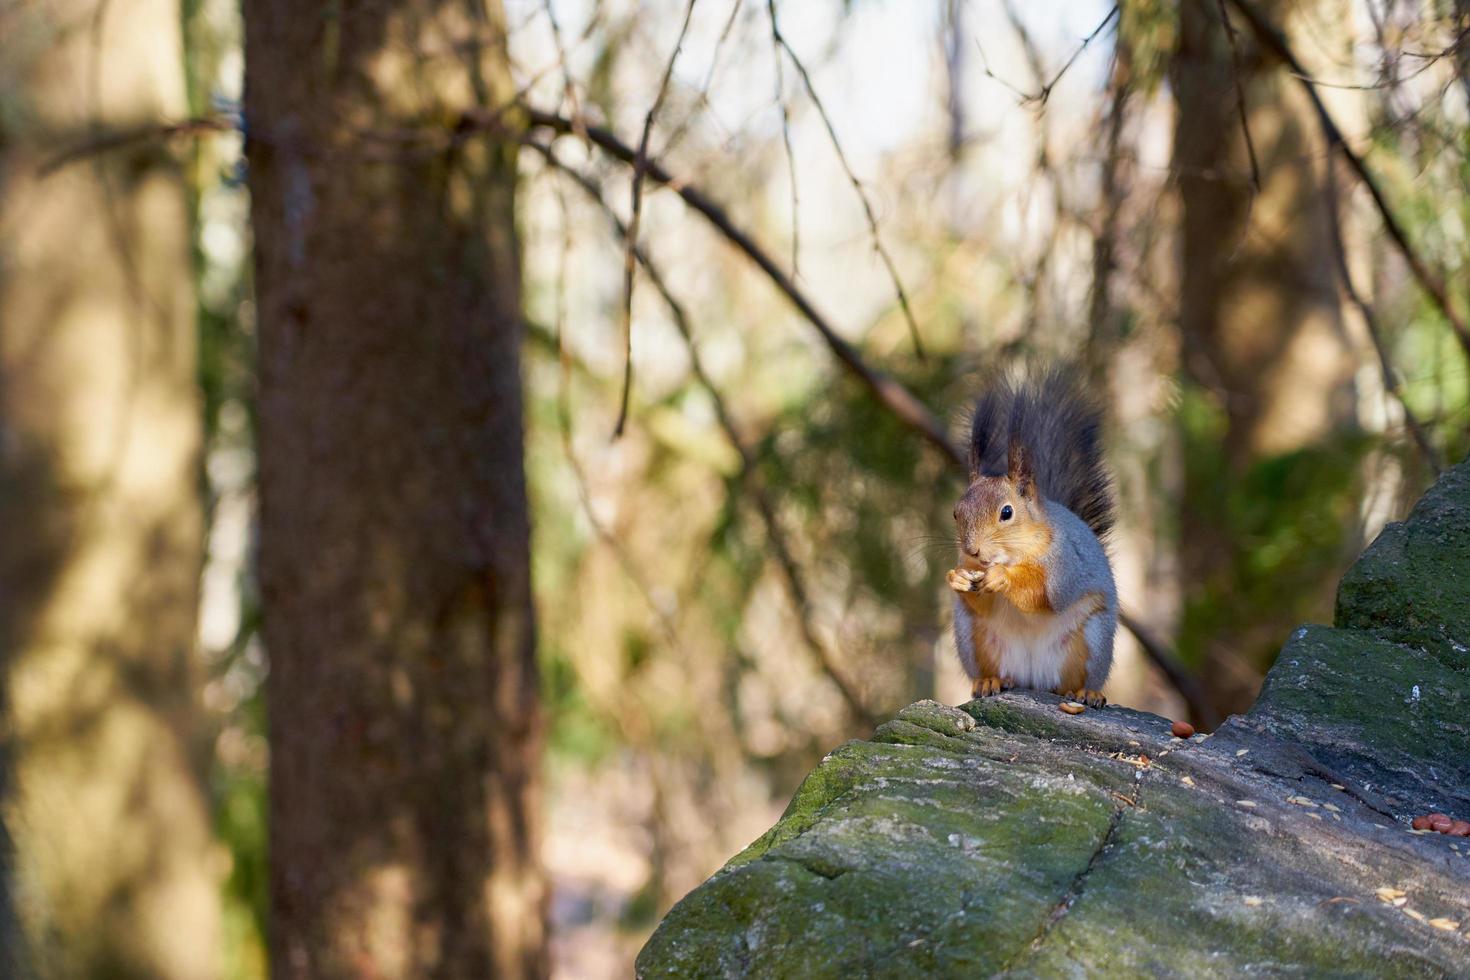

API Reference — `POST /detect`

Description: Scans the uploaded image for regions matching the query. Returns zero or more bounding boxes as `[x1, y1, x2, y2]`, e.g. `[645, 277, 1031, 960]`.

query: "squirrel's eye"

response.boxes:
[1000, 504, 1014, 522]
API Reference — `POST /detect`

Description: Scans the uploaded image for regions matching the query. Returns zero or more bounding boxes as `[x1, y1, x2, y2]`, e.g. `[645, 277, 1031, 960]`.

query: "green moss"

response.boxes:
[1248, 625, 1467, 815]
[639, 734, 1123, 978]
[1336, 461, 1470, 645]
[1025, 785, 1449, 978]
[638, 460, 1470, 978]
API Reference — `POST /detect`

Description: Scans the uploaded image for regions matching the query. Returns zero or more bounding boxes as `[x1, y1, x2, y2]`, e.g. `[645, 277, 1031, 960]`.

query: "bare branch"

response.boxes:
[1000, 2, 1119, 108]
[525, 106, 965, 466]
[656, 0, 746, 160]
[39, 115, 232, 177]
[1226, 0, 1470, 364]
[1322, 162, 1442, 474]
[972, 36, 1034, 101]
[1215, 0, 1262, 194]
[1087, 45, 1132, 364]
[765, 0, 801, 278]
[548, 177, 684, 653]
[616, 0, 701, 439]
[531, 139, 878, 727]
[768, 2, 925, 359]
[1118, 612, 1219, 730]
[540, 0, 582, 121]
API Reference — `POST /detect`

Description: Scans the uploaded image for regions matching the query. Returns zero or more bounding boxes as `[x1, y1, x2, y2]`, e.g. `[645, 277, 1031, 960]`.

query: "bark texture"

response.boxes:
[242, 1, 545, 976]
[0, 2, 221, 977]
[1173, 0, 1359, 716]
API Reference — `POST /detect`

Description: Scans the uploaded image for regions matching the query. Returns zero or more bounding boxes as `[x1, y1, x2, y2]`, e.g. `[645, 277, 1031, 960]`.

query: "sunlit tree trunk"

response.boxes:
[242, 1, 545, 976]
[1173, 0, 1358, 717]
[0, 1, 221, 976]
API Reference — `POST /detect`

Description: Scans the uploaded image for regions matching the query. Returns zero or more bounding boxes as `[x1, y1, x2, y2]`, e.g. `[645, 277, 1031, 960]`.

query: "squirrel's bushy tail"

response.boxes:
[969, 367, 1114, 538]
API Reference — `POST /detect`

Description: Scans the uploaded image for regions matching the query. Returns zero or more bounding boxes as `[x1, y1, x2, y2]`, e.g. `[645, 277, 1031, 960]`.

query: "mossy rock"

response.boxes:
[637, 461, 1470, 977]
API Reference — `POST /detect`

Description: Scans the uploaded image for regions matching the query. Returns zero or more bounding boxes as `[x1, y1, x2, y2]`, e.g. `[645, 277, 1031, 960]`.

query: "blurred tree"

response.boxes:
[242, 0, 545, 976]
[1173, 0, 1362, 717]
[0, 0, 222, 976]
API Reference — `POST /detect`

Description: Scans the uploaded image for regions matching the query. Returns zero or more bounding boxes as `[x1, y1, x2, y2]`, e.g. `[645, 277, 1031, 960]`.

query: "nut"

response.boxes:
[1059, 702, 1085, 715]
[1449, 820, 1470, 837]
[1171, 720, 1195, 739]
[1411, 815, 1432, 831]
[1428, 813, 1453, 833]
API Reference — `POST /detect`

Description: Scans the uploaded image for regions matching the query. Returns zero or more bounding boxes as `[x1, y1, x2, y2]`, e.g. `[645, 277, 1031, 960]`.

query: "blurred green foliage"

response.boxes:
[1176, 385, 1371, 672]
[1118, 0, 1178, 94]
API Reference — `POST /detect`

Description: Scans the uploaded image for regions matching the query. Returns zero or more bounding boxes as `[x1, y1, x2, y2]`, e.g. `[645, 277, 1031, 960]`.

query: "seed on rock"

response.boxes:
[1449, 820, 1470, 837]
[1428, 814, 1453, 833]
[1171, 720, 1195, 739]
[1059, 702, 1085, 715]
[1411, 816, 1432, 831]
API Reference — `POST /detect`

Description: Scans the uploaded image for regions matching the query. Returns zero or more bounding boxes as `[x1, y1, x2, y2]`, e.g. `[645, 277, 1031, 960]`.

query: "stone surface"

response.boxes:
[637, 462, 1470, 978]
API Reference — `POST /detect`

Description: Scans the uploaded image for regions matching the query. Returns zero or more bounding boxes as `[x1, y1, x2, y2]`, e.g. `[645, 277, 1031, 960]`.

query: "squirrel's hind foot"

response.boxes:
[1054, 687, 1107, 708]
[971, 676, 1016, 698]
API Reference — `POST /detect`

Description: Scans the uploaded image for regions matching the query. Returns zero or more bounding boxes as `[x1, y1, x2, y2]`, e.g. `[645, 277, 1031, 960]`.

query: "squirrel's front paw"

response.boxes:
[946, 568, 984, 593]
[980, 563, 1010, 593]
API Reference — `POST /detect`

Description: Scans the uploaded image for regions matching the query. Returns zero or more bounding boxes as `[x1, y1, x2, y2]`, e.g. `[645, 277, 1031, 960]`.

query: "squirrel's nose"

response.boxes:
[965, 545, 980, 557]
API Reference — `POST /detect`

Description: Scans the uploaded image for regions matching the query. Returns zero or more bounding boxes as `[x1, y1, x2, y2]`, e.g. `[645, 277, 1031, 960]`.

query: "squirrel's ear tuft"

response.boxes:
[1008, 434, 1033, 498]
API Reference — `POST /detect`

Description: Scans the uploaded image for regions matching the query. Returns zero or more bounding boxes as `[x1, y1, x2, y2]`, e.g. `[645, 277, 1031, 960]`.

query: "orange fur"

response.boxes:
[969, 611, 1002, 679]
[1003, 518, 1055, 565]
[995, 559, 1052, 613]
[954, 474, 1053, 574]
[1052, 596, 1108, 706]
[1056, 627, 1090, 693]
[957, 589, 995, 618]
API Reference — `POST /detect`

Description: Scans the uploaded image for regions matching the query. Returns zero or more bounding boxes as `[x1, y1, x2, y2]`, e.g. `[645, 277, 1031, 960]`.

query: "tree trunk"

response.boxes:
[242, 2, 545, 977]
[0, 1, 221, 976]
[1173, 0, 1358, 717]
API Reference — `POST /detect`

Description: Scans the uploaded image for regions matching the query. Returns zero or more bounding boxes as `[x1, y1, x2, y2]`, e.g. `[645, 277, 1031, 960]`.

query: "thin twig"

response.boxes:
[974, 4, 1118, 111]
[1227, 0, 1470, 363]
[1283, 21, 1470, 90]
[549, 175, 684, 653]
[1006, 3, 1120, 108]
[657, 0, 746, 160]
[617, 0, 700, 439]
[1086, 44, 1131, 367]
[1322, 162, 1442, 474]
[973, 36, 1034, 101]
[525, 106, 964, 465]
[540, 0, 582, 123]
[1118, 612, 1219, 730]
[38, 115, 232, 176]
[769, 3, 925, 358]
[1215, 0, 1262, 194]
[765, 0, 801, 278]
[532, 139, 877, 727]
[997, 0, 1063, 334]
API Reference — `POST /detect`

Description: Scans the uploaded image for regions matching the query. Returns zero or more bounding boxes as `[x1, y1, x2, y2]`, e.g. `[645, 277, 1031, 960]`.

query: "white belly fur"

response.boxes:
[981, 594, 1096, 690]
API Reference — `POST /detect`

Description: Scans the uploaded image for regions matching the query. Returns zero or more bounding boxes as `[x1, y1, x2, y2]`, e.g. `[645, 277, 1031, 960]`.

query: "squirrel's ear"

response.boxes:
[1008, 435, 1033, 498]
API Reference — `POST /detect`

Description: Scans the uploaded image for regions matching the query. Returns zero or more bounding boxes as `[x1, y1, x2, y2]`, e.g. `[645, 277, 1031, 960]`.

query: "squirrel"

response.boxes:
[947, 368, 1118, 707]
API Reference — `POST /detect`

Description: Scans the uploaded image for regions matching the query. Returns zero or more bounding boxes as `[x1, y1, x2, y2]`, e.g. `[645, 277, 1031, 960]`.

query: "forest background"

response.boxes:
[1, 0, 1466, 977]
